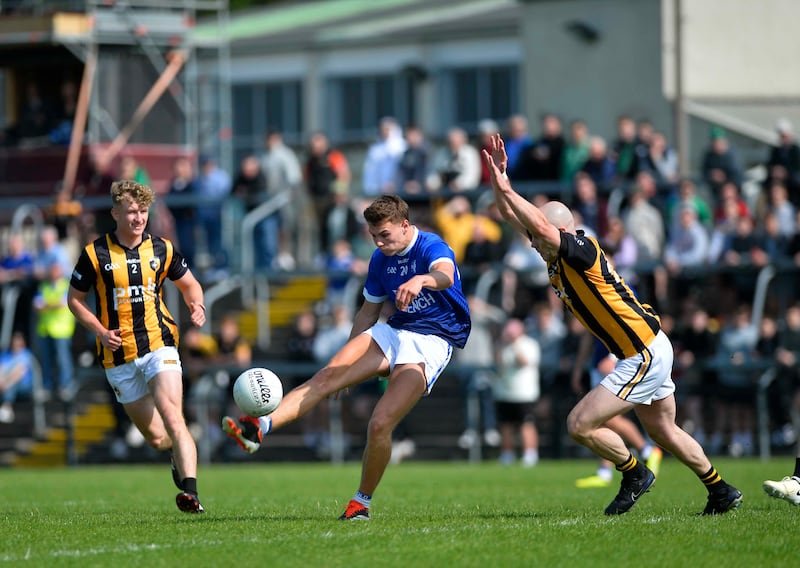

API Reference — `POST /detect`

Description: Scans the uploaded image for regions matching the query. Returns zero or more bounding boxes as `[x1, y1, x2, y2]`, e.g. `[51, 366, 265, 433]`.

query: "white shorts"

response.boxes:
[366, 323, 453, 395]
[599, 330, 675, 405]
[105, 346, 182, 404]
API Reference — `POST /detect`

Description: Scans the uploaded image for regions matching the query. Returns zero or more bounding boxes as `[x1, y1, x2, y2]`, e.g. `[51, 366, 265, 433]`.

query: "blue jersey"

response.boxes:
[363, 228, 471, 349]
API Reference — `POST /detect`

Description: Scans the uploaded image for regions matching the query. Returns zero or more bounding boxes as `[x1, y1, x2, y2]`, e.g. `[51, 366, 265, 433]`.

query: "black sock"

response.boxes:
[698, 466, 726, 493]
[793, 458, 800, 479]
[182, 477, 198, 496]
[616, 454, 639, 478]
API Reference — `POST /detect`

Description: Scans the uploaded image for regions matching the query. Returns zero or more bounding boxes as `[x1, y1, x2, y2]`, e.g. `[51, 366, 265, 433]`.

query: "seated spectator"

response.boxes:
[601, 216, 640, 286]
[659, 204, 710, 306]
[766, 118, 800, 200]
[622, 182, 665, 265]
[701, 127, 743, 198]
[640, 131, 679, 189]
[49, 80, 78, 145]
[666, 178, 712, 232]
[756, 181, 796, 238]
[396, 125, 431, 195]
[427, 127, 482, 193]
[433, 195, 501, 264]
[571, 173, 608, 238]
[512, 113, 564, 182]
[713, 180, 751, 224]
[0, 332, 35, 423]
[17, 82, 54, 141]
[579, 136, 615, 188]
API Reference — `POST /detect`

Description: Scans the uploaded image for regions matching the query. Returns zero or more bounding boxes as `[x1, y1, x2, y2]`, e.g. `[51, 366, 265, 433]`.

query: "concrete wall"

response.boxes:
[520, 0, 671, 140]
[663, 0, 800, 99]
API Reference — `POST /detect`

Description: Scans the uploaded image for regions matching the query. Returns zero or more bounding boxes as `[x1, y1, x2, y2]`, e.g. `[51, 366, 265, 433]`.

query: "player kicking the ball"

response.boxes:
[223, 195, 471, 520]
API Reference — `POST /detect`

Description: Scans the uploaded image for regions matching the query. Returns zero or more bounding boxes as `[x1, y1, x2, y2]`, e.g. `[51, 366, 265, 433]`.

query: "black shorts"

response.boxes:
[495, 401, 536, 425]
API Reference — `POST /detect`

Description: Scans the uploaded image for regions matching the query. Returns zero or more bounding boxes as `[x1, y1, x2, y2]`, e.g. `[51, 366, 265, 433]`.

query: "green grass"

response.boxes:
[0, 458, 795, 567]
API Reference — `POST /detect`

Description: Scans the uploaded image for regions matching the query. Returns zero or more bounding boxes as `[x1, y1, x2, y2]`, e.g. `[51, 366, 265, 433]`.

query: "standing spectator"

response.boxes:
[260, 129, 304, 261]
[320, 187, 362, 261]
[0, 233, 36, 337]
[196, 154, 232, 276]
[456, 296, 503, 452]
[0, 332, 35, 424]
[167, 156, 198, 268]
[233, 155, 279, 270]
[119, 155, 150, 186]
[701, 127, 743, 198]
[672, 307, 718, 447]
[766, 118, 800, 200]
[33, 262, 76, 400]
[305, 131, 351, 253]
[502, 114, 533, 175]
[396, 125, 431, 195]
[427, 127, 482, 193]
[494, 318, 541, 467]
[512, 113, 564, 182]
[561, 119, 590, 184]
[476, 119, 500, 186]
[580, 136, 616, 188]
[33, 225, 73, 281]
[362, 117, 406, 196]
[708, 305, 759, 456]
[611, 115, 640, 181]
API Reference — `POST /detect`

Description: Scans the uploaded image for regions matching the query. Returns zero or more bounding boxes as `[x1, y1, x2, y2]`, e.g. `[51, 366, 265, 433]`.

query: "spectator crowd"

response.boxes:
[3, 108, 800, 463]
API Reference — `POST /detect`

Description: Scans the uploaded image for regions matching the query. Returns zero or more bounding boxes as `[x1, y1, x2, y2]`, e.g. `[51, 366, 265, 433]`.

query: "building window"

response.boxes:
[441, 65, 519, 135]
[232, 81, 303, 164]
[326, 74, 411, 143]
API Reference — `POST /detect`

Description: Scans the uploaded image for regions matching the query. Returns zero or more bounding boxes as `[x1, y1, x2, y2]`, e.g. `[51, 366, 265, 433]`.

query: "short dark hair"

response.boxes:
[363, 195, 409, 226]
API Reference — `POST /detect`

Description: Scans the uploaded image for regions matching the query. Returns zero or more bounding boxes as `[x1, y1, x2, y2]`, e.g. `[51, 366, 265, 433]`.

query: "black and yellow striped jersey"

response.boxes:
[70, 232, 188, 368]
[547, 230, 660, 359]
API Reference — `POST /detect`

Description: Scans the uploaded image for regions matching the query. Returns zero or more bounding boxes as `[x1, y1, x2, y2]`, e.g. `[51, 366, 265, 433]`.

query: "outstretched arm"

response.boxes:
[482, 134, 561, 249]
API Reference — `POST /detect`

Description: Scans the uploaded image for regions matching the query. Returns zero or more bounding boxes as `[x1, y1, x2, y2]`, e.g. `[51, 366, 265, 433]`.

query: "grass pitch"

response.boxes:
[0, 458, 795, 567]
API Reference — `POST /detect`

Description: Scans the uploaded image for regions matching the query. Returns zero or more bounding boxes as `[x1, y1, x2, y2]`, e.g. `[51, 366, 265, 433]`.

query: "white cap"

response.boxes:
[776, 118, 793, 134]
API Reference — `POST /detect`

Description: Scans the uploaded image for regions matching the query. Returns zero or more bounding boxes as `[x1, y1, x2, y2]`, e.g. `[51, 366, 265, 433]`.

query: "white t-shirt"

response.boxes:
[493, 335, 541, 403]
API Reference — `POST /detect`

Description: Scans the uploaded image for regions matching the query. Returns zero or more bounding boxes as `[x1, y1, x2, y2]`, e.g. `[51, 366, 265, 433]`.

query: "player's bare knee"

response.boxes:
[366, 413, 394, 441]
[310, 366, 342, 397]
[566, 410, 592, 442]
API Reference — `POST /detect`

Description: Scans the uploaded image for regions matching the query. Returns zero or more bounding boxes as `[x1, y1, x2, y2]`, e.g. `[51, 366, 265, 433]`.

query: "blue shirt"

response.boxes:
[363, 228, 471, 349]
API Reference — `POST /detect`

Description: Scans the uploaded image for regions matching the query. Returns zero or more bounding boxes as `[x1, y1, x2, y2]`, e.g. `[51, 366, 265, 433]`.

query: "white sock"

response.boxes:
[353, 490, 371, 508]
[257, 416, 273, 436]
[597, 465, 613, 482]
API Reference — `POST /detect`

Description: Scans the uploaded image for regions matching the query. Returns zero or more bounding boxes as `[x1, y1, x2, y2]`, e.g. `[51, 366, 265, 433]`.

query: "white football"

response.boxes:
[233, 367, 284, 417]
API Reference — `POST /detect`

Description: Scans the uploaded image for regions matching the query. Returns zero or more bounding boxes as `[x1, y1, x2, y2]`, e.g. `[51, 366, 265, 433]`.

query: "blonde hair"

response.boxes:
[110, 179, 155, 208]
